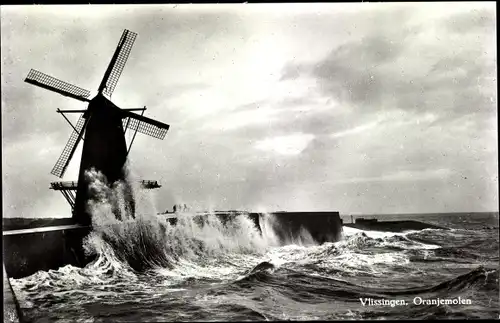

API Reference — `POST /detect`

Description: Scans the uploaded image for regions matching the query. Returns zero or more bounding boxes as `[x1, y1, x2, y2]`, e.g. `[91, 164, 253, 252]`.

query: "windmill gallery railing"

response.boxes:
[50, 180, 161, 213]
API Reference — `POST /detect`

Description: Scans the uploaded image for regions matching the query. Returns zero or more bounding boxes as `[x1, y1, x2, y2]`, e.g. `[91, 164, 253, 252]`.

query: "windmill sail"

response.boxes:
[51, 114, 88, 178]
[122, 111, 170, 140]
[25, 69, 91, 102]
[98, 29, 137, 98]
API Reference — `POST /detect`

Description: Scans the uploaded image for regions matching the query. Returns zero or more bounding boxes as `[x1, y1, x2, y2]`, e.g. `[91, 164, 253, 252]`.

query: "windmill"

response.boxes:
[25, 29, 170, 226]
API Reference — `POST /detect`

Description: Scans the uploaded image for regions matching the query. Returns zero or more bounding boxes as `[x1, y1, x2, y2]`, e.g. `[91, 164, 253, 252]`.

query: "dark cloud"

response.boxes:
[280, 6, 496, 123]
[443, 8, 496, 34]
[280, 63, 302, 81]
[280, 27, 421, 106]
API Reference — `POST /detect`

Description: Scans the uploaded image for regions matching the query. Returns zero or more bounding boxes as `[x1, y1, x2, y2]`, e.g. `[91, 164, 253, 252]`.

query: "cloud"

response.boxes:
[442, 7, 496, 34]
[335, 168, 453, 184]
[281, 4, 496, 122]
[202, 103, 280, 131]
[330, 120, 380, 139]
[254, 133, 315, 156]
[2, 133, 71, 218]
[330, 110, 440, 139]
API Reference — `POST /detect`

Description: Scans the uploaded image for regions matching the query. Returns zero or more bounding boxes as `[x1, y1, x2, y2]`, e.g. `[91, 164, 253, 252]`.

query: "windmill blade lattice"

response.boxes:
[99, 30, 137, 98]
[122, 112, 169, 140]
[51, 114, 87, 178]
[25, 69, 91, 102]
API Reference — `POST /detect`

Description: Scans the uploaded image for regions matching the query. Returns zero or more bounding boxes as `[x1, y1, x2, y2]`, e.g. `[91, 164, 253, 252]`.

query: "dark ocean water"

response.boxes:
[10, 211, 499, 322]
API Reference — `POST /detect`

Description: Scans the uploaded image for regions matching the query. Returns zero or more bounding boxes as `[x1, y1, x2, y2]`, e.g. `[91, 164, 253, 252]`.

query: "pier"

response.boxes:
[3, 264, 22, 323]
[343, 217, 448, 232]
[3, 211, 342, 279]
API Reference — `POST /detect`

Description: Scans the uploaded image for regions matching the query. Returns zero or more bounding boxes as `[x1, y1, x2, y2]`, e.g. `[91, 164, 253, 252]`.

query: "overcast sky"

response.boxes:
[1, 3, 497, 218]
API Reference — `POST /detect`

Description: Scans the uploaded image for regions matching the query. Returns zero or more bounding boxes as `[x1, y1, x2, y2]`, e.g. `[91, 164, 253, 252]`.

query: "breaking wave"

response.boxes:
[78, 169, 287, 280]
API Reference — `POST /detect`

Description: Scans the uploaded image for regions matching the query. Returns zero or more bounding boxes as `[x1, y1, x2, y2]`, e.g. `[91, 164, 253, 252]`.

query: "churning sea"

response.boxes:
[9, 210, 499, 322]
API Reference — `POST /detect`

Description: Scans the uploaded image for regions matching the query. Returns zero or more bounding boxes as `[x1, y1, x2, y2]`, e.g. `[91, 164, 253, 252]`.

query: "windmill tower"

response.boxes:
[25, 29, 170, 226]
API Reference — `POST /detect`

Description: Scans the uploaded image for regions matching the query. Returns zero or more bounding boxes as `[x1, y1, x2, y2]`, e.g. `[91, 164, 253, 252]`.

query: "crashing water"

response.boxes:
[9, 171, 500, 321]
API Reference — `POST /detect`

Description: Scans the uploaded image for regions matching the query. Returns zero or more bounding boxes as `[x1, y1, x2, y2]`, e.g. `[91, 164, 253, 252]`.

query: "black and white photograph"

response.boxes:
[2, 3, 498, 322]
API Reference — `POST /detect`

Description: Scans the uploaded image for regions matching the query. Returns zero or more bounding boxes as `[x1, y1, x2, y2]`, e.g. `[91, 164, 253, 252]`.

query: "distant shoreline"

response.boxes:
[3, 211, 498, 231]
[343, 211, 499, 217]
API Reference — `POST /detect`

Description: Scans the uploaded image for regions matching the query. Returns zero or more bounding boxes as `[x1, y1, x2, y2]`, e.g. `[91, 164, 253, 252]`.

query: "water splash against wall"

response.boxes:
[81, 168, 288, 273]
